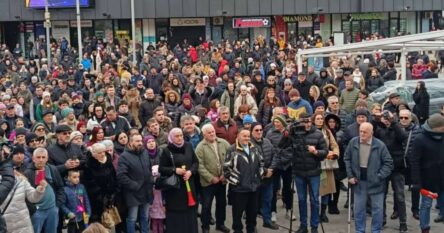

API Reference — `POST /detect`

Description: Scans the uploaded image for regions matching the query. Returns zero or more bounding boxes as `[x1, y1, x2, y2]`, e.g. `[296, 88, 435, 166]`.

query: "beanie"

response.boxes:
[355, 109, 368, 117]
[69, 131, 83, 142]
[26, 132, 38, 145]
[15, 128, 28, 137]
[61, 107, 74, 119]
[289, 89, 300, 98]
[313, 101, 325, 109]
[243, 114, 255, 125]
[11, 145, 25, 156]
[273, 115, 288, 127]
[95, 91, 104, 98]
[182, 93, 192, 101]
[427, 113, 444, 129]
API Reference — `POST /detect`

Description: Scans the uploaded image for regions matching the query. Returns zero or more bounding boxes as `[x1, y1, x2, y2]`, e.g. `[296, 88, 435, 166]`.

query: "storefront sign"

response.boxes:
[170, 18, 206, 27]
[350, 13, 384, 20]
[282, 15, 313, 23]
[52, 21, 70, 41]
[213, 17, 224, 26]
[232, 17, 271, 28]
[70, 20, 93, 28]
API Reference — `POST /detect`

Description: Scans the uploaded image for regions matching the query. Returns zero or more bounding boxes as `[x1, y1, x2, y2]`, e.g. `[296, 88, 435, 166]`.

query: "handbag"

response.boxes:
[101, 205, 121, 229]
[155, 152, 180, 190]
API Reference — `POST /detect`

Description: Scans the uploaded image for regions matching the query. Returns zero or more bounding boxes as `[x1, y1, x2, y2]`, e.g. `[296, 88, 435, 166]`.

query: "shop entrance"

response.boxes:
[168, 26, 205, 47]
[3, 22, 20, 50]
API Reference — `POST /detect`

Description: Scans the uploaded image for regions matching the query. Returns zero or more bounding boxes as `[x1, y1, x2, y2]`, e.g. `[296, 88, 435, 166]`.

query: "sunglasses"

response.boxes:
[36, 128, 45, 132]
[254, 129, 263, 132]
[399, 117, 409, 120]
[61, 132, 71, 135]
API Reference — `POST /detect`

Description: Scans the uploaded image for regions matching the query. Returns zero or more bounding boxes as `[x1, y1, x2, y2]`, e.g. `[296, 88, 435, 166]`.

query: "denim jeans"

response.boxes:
[353, 181, 384, 233]
[260, 182, 274, 224]
[127, 203, 150, 233]
[294, 175, 320, 228]
[201, 183, 227, 229]
[419, 191, 444, 230]
[31, 206, 59, 233]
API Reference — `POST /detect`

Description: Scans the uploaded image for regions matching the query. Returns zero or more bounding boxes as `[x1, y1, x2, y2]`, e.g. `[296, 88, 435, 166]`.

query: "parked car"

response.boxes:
[369, 78, 444, 114]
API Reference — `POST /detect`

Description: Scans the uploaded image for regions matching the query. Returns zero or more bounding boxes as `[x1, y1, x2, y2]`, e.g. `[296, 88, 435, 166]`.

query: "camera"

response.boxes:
[382, 110, 390, 119]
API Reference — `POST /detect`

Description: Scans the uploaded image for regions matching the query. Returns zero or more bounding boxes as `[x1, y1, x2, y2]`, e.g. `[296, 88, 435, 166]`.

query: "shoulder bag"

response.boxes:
[155, 152, 180, 191]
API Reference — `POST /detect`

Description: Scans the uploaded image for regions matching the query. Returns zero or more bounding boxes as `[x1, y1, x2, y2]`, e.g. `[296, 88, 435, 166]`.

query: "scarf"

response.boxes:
[148, 148, 157, 158]
[168, 127, 184, 148]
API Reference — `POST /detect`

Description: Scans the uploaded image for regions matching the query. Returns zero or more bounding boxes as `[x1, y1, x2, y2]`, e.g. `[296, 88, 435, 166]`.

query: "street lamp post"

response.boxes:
[76, 0, 82, 63]
[44, 0, 51, 66]
[131, 0, 136, 66]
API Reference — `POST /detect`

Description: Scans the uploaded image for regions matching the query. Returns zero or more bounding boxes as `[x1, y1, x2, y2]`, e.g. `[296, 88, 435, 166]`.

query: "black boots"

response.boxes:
[320, 204, 329, 223]
[328, 202, 340, 215]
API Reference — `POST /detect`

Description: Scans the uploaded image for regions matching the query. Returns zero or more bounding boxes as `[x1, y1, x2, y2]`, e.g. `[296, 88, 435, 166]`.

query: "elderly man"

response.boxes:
[25, 148, 64, 233]
[224, 129, 264, 233]
[195, 124, 231, 233]
[47, 124, 85, 177]
[251, 123, 279, 230]
[410, 114, 444, 233]
[344, 122, 393, 233]
[213, 106, 238, 144]
[326, 95, 349, 131]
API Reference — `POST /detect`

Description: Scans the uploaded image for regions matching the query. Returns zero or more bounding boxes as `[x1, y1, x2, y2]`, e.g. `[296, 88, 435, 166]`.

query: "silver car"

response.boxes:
[369, 78, 444, 114]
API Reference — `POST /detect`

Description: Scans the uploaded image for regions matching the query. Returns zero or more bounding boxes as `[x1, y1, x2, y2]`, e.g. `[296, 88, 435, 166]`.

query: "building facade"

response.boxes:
[1, 0, 444, 56]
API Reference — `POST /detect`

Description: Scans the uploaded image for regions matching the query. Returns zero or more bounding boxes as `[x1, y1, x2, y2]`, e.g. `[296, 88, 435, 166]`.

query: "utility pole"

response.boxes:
[44, 0, 51, 66]
[76, 0, 82, 63]
[131, 0, 136, 66]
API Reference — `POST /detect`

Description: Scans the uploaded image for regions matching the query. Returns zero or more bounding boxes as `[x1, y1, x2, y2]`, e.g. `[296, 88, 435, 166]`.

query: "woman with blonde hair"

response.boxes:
[312, 112, 340, 223]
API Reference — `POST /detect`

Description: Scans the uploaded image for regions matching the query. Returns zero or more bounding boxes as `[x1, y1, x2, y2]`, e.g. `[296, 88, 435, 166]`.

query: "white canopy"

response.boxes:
[297, 30, 444, 84]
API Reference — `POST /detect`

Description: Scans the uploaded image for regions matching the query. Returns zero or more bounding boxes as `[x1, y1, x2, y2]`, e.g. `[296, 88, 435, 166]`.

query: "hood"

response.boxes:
[323, 83, 338, 93]
[422, 122, 444, 140]
[164, 90, 180, 104]
[324, 113, 341, 131]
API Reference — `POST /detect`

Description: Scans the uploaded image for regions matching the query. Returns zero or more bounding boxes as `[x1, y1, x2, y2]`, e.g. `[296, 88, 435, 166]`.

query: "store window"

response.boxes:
[156, 19, 169, 42]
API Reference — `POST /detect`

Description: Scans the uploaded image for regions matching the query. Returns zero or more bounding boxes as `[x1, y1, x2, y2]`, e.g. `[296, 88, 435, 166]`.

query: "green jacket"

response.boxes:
[339, 88, 359, 114]
[195, 137, 231, 187]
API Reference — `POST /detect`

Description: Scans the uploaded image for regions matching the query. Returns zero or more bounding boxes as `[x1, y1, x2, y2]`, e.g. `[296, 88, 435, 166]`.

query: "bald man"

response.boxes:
[344, 122, 393, 233]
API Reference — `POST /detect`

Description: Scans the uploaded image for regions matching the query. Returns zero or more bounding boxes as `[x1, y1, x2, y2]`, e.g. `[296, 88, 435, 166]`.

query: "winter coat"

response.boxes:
[84, 153, 118, 219]
[277, 125, 328, 177]
[195, 137, 231, 187]
[224, 141, 264, 193]
[366, 76, 384, 93]
[413, 90, 430, 124]
[0, 161, 15, 204]
[410, 122, 444, 193]
[139, 98, 162, 126]
[117, 148, 153, 207]
[339, 88, 359, 114]
[251, 137, 278, 184]
[344, 137, 393, 194]
[190, 88, 212, 108]
[374, 122, 408, 170]
[257, 99, 282, 125]
[233, 94, 258, 116]
[100, 116, 131, 137]
[212, 119, 238, 145]
[61, 183, 92, 222]
[293, 80, 313, 101]
[47, 142, 86, 177]
[159, 142, 199, 211]
[287, 99, 313, 120]
[0, 175, 44, 233]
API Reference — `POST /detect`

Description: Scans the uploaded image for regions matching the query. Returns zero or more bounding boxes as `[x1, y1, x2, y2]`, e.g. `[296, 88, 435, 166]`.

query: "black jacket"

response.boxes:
[159, 143, 199, 210]
[47, 141, 86, 177]
[224, 141, 264, 192]
[0, 161, 15, 205]
[278, 125, 328, 177]
[375, 122, 407, 170]
[117, 148, 153, 207]
[100, 116, 131, 137]
[139, 99, 161, 126]
[251, 137, 277, 184]
[410, 122, 444, 193]
[413, 90, 430, 124]
[24, 163, 65, 207]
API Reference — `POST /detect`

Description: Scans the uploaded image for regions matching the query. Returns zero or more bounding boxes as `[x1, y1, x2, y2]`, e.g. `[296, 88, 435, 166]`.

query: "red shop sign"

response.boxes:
[232, 17, 271, 28]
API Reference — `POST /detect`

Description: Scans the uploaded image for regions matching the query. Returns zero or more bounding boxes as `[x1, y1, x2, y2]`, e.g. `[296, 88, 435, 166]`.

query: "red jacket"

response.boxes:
[412, 64, 427, 79]
[212, 119, 238, 145]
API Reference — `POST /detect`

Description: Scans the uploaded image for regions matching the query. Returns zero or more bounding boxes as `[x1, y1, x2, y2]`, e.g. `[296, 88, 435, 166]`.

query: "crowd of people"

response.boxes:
[0, 32, 443, 233]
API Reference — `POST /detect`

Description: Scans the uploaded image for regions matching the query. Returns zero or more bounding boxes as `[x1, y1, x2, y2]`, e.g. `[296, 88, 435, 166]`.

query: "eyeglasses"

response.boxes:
[399, 117, 409, 120]
[36, 128, 45, 132]
[254, 129, 263, 132]
[61, 132, 71, 135]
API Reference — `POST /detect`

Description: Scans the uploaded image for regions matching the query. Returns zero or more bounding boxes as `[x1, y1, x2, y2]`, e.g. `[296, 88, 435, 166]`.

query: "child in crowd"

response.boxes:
[62, 170, 92, 233]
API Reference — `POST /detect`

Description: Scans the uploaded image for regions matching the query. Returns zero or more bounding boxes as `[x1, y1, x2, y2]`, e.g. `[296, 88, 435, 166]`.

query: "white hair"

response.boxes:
[201, 123, 215, 134]
[101, 140, 114, 150]
[91, 143, 107, 154]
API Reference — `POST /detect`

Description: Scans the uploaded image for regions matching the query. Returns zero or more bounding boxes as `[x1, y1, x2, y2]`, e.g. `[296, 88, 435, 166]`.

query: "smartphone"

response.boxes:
[36, 170, 45, 186]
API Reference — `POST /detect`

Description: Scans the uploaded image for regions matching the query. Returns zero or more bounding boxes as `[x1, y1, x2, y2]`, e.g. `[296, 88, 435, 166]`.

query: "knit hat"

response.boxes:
[15, 128, 28, 137]
[273, 115, 288, 127]
[243, 114, 255, 125]
[61, 108, 74, 119]
[313, 101, 325, 110]
[355, 109, 368, 117]
[182, 93, 192, 101]
[427, 113, 444, 129]
[69, 131, 83, 142]
[95, 91, 104, 98]
[31, 122, 46, 133]
[11, 145, 25, 156]
[289, 89, 300, 97]
[26, 132, 38, 145]
[42, 109, 54, 117]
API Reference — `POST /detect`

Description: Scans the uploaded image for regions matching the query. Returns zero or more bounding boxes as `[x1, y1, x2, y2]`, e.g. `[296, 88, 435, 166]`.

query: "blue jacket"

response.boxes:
[61, 183, 91, 222]
[344, 137, 393, 194]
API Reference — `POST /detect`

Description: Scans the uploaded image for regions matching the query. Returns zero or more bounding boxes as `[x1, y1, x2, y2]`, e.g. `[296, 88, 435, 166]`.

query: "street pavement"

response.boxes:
[204, 186, 444, 233]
